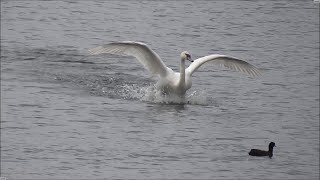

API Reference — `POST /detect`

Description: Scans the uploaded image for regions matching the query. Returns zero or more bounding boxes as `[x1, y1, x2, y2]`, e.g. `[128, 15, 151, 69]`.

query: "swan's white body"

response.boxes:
[89, 41, 261, 97]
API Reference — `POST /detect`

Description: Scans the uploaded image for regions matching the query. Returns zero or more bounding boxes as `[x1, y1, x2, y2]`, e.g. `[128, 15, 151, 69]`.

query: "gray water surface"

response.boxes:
[1, 1, 319, 179]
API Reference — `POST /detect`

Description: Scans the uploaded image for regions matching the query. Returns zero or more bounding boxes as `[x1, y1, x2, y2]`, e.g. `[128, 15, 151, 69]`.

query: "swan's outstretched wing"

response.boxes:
[88, 41, 170, 77]
[186, 54, 261, 77]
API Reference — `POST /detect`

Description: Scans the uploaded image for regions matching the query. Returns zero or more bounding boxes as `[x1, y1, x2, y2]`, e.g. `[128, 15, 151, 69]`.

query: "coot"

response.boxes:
[249, 142, 276, 158]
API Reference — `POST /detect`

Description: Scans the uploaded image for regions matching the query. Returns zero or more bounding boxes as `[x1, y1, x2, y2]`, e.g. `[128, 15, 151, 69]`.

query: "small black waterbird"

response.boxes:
[249, 142, 276, 158]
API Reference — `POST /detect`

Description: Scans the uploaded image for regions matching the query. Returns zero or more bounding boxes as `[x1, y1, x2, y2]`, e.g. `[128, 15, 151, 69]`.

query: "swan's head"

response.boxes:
[180, 51, 193, 62]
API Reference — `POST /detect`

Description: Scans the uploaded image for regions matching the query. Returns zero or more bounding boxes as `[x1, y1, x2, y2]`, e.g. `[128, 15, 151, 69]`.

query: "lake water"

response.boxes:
[1, 1, 319, 179]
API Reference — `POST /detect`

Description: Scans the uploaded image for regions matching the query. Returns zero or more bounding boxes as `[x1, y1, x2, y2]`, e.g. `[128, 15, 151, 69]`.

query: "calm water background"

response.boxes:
[1, 0, 319, 179]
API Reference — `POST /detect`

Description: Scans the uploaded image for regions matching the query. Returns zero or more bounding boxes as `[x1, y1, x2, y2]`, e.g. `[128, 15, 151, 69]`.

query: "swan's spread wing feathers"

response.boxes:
[88, 41, 170, 77]
[186, 54, 261, 76]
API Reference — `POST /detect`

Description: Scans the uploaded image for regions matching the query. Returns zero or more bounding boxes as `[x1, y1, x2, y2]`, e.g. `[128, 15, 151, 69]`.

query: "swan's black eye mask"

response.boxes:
[186, 53, 193, 62]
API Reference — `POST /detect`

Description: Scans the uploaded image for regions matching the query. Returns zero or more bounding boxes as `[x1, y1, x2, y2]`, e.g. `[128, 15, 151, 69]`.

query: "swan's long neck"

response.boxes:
[179, 59, 186, 88]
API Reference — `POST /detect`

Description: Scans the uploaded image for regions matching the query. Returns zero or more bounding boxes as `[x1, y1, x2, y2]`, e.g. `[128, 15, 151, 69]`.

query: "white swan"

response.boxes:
[88, 41, 261, 97]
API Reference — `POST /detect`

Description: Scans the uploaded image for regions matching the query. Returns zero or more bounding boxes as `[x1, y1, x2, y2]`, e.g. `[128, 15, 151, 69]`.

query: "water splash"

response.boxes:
[116, 83, 210, 105]
[53, 72, 212, 105]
